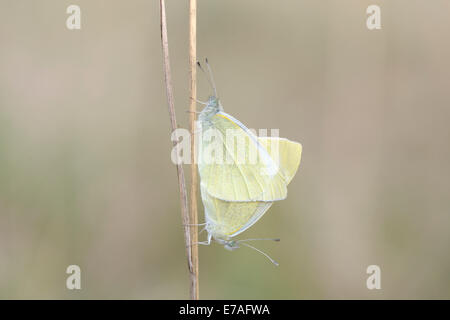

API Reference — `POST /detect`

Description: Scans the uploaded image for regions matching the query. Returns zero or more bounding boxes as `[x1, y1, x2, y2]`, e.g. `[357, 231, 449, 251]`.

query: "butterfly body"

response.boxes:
[198, 96, 222, 124]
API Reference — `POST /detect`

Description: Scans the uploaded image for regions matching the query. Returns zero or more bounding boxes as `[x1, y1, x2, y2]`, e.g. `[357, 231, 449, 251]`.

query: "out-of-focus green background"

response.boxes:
[1, 0, 449, 299]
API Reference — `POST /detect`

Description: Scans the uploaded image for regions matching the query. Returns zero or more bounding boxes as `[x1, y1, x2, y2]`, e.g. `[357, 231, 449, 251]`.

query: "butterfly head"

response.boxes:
[216, 239, 240, 251]
[199, 95, 223, 122]
[223, 240, 240, 251]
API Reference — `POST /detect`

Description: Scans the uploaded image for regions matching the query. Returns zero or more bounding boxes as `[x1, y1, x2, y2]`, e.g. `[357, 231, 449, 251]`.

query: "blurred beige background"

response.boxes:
[1, 0, 449, 299]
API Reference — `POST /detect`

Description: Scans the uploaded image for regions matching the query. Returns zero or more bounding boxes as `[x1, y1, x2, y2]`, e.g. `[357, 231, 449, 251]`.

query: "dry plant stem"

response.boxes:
[188, 0, 199, 300]
[159, 0, 194, 296]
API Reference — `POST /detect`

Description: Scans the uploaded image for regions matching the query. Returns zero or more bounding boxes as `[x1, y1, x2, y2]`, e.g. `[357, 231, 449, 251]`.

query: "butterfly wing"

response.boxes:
[201, 183, 272, 239]
[201, 137, 302, 239]
[258, 137, 302, 185]
[199, 112, 288, 202]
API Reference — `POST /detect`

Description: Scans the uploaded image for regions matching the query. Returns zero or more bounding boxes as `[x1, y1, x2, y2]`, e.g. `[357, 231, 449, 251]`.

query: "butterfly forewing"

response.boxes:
[198, 112, 288, 202]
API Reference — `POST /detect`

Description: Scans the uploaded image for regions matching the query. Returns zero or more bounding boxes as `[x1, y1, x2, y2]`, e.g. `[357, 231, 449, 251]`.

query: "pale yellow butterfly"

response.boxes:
[195, 60, 302, 264]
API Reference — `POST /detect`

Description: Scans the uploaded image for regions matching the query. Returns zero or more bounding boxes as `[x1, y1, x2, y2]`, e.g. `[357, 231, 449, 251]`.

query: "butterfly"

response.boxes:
[194, 60, 302, 265]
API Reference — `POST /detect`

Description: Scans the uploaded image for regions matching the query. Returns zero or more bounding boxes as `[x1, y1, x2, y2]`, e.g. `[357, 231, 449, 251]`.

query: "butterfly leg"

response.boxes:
[189, 97, 208, 105]
[193, 233, 212, 246]
[183, 223, 208, 236]
[194, 241, 209, 245]
[183, 222, 207, 226]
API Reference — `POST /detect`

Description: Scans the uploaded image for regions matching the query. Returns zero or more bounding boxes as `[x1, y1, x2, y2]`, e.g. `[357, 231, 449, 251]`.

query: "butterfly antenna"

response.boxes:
[237, 238, 280, 243]
[205, 58, 218, 97]
[197, 60, 217, 97]
[240, 242, 279, 266]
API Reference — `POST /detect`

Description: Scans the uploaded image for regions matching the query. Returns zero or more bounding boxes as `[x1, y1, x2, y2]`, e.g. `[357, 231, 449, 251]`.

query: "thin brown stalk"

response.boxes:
[188, 0, 199, 300]
[159, 0, 194, 297]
